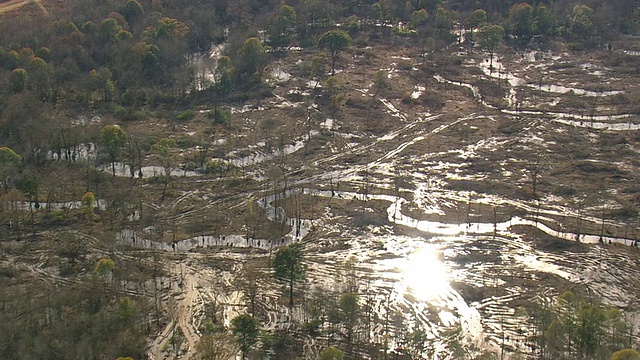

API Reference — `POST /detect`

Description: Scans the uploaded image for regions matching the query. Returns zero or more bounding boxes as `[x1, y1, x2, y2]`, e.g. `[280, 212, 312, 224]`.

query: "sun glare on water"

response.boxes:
[400, 245, 450, 301]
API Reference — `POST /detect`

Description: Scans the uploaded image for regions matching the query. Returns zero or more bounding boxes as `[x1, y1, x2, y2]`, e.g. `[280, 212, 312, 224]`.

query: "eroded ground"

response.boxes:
[2, 36, 640, 359]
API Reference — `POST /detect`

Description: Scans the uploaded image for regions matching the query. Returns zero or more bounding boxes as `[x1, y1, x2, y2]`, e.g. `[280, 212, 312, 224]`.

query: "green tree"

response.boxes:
[612, 349, 640, 360]
[273, 242, 307, 307]
[475, 24, 505, 71]
[123, 0, 144, 24]
[0, 147, 22, 192]
[310, 53, 327, 83]
[403, 327, 431, 359]
[81, 191, 96, 214]
[10, 68, 28, 93]
[231, 314, 260, 360]
[466, 9, 487, 29]
[214, 55, 235, 96]
[535, 5, 556, 37]
[569, 5, 595, 40]
[576, 305, 607, 358]
[151, 17, 189, 39]
[411, 9, 429, 28]
[99, 18, 123, 43]
[319, 346, 345, 360]
[371, 2, 384, 22]
[237, 37, 266, 84]
[100, 125, 127, 176]
[435, 6, 455, 42]
[28, 57, 51, 100]
[94, 258, 115, 277]
[419, 0, 441, 13]
[371, 69, 389, 103]
[339, 292, 359, 346]
[508, 3, 535, 43]
[269, 4, 297, 48]
[317, 29, 352, 75]
[153, 138, 176, 200]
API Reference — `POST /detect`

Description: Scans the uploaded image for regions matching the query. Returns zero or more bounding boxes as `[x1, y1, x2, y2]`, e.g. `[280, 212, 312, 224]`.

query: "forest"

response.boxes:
[1, 0, 640, 359]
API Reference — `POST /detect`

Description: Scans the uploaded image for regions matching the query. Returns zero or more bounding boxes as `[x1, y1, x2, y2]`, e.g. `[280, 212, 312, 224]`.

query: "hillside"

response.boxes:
[1, 1, 640, 359]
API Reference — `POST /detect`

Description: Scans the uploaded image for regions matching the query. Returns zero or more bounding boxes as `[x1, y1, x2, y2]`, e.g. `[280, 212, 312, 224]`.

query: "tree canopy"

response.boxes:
[273, 242, 307, 307]
[317, 29, 351, 74]
[231, 314, 260, 360]
[100, 125, 127, 176]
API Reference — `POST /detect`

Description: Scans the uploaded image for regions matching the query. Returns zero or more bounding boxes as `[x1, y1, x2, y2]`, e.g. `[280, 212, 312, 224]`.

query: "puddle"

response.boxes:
[71, 114, 102, 126]
[411, 85, 425, 99]
[13, 199, 106, 211]
[270, 67, 292, 82]
[98, 163, 201, 178]
[191, 43, 226, 90]
[228, 137, 307, 168]
[49, 143, 96, 161]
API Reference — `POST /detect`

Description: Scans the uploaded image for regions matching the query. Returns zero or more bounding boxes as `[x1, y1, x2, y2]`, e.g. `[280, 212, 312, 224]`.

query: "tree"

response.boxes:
[153, 138, 176, 200]
[403, 327, 431, 359]
[195, 333, 239, 360]
[466, 9, 487, 30]
[269, 4, 297, 48]
[100, 125, 127, 176]
[411, 9, 429, 28]
[435, 6, 455, 42]
[123, 0, 144, 25]
[535, 5, 556, 37]
[99, 18, 123, 43]
[569, 5, 595, 41]
[95, 258, 115, 276]
[150, 17, 189, 39]
[310, 53, 327, 84]
[214, 55, 235, 96]
[612, 349, 640, 360]
[273, 242, 306, 307]
[371, 70, 389, 103]
[319, 346, 345, 360]
[237, 37, 266, 84]
[508, 3, 535, 43]
[339, 292, 359, 346]
[317, 29, 351, 75]
[475, 24, 505, 71]
[81, 191, 96, 217]
[231, 314, 260, 360]
[0, 147, 21, 193]
[10, 68, 28, 93]
[576, 305, 607, 358]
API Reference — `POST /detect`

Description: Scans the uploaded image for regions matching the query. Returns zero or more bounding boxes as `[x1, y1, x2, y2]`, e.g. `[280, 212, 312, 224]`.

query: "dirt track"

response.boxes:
[0, 0, 48, 15]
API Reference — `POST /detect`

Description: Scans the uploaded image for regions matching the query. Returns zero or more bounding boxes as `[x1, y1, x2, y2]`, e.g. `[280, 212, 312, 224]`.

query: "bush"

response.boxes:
[44, 209, 67, 222]
[176, 109, 196, 121]
[204, 159, 233, 175]
[207, 108, 230, 125]
[421, 90, 445, 110]
[113, 105, 127, 119]
[114, 106, 147, 121]
[611, 349, 640, 360]
[175, 136, 198, 148]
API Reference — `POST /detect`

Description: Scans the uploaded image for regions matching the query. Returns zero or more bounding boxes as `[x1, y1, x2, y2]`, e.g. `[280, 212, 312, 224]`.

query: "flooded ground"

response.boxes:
[5, 42, 640, 360]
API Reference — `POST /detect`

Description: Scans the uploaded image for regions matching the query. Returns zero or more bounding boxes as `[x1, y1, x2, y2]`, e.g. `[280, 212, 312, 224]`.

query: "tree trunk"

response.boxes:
[289, 278, 294, 308]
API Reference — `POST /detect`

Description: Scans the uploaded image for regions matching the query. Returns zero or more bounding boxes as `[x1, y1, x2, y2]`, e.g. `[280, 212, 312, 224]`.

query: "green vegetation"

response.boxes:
[273, 242, 307, 307]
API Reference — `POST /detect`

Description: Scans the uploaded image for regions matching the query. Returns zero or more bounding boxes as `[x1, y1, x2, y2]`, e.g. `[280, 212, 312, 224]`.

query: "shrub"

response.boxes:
[207, 108, 230, 125]
[176, 109, 196, 121]
[422, 90, 445, 110]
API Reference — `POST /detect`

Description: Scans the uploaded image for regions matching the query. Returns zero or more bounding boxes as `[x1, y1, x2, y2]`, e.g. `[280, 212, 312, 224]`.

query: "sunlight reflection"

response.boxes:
[400, 245, 449, 301]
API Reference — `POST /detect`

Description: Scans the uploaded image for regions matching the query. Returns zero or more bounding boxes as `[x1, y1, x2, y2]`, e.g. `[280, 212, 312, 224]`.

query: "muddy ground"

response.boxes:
[2, 33, 640, 359]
